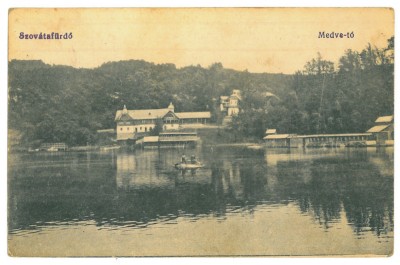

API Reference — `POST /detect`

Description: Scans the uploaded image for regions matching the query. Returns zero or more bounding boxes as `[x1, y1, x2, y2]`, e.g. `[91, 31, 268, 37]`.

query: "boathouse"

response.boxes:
[136, 131, 199, 149]
[264, 114, 394, 148]
[135, 136, 160, 149]
[366, 115, 394, 146]
[296, 133, 372, 148]
[264, 132, 373, 148]
[263, 134, 292, 148]
[115, 103, 211, 141]
[39, 142, 68, 151]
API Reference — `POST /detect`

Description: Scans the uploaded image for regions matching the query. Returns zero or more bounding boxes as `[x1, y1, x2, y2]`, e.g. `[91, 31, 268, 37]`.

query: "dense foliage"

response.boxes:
[8, 37, 394, 147]
[230, 38, 394, 140]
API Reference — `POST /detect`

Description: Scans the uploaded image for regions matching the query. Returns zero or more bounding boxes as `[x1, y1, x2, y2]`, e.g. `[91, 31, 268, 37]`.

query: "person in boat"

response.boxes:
[181, 155, 187, 164]
[190, 155, 197, 164]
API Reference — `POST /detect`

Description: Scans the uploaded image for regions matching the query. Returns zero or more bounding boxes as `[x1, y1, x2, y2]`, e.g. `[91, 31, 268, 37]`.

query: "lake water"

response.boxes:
[8, 146, 394, 256]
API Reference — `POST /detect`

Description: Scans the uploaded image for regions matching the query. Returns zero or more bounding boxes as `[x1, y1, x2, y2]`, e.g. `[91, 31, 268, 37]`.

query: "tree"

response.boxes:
[303, 53, 334, 75]
[150, 118, 164, 136]
[8, 37, 394, 148]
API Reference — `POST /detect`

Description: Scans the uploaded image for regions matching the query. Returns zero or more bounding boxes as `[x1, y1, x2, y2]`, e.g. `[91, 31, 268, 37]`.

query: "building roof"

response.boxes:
[143, 136, 159, 143]
[375, 115, 393, 123]
[159, 135, 199, 142]
[264, 92, 276, 97]
[40, 142, 68, 147]
[97, 129, 115, 133]
[264, 91, 280, 100]
[115, 108, 170, 121]
[296, 133, 371, 138]
[229, 95, 241, 100]
[160, 131, 197, 135]
[263, 134, 290, 140]
[115, 104, 211, 121]
[367, 125, 390, 133]
[265, 129, 277, 134]
[175, 112, 211, 119]
[231, 89, 242, 100]
[220, 96, 229, 100]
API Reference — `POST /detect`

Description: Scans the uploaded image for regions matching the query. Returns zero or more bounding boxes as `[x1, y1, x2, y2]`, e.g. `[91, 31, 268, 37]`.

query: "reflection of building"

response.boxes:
[115, 102, 211, 141]
[219, 161, 243, 198]
[367, 115, 394, 146]
[116, 153, 172, 189]
[220, 89, 241, 116]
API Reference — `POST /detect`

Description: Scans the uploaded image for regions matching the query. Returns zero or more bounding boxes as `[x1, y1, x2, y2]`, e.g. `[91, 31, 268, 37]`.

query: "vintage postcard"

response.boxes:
[8, 8, 394, 257]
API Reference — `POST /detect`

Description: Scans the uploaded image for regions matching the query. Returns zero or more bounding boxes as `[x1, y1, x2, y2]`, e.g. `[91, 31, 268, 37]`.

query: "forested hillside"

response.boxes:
[229, 38, 394, 140]
[8, 37, 393, 147]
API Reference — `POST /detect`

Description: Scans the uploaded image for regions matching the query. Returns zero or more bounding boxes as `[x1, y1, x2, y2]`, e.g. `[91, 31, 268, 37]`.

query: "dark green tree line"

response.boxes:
[8, 37, 394, 147]
[229, 37, 394, 140]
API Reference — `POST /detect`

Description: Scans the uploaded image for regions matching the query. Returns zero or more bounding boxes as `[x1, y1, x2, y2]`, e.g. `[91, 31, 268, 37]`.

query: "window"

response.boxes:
[127, 127, 129, 131]
[135, 128, 138, 132]
[145, 127, 147, 132]
[120, 127, 123, 131]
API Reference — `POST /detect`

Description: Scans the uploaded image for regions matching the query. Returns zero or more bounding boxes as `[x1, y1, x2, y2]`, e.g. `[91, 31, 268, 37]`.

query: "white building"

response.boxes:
[114, 102, 211, 141]
[220, 89, 241, 116]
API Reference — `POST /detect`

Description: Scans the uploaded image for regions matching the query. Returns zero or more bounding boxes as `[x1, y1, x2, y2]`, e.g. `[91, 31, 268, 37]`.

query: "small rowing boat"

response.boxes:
[174, 162, 203, 170]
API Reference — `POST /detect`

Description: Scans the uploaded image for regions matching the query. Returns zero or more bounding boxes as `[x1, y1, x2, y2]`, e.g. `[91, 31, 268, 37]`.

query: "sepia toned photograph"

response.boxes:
[7, 8, 394, 257]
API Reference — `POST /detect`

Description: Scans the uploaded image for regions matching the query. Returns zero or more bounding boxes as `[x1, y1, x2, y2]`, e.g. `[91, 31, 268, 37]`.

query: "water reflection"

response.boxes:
[116, 151, 173, 190]
[264, 148, 393, 236]
[8, 147, 393, 243]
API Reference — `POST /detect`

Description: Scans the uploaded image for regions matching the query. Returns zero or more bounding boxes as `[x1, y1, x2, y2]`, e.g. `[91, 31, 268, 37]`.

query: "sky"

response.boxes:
[8, 8, 394, 74]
